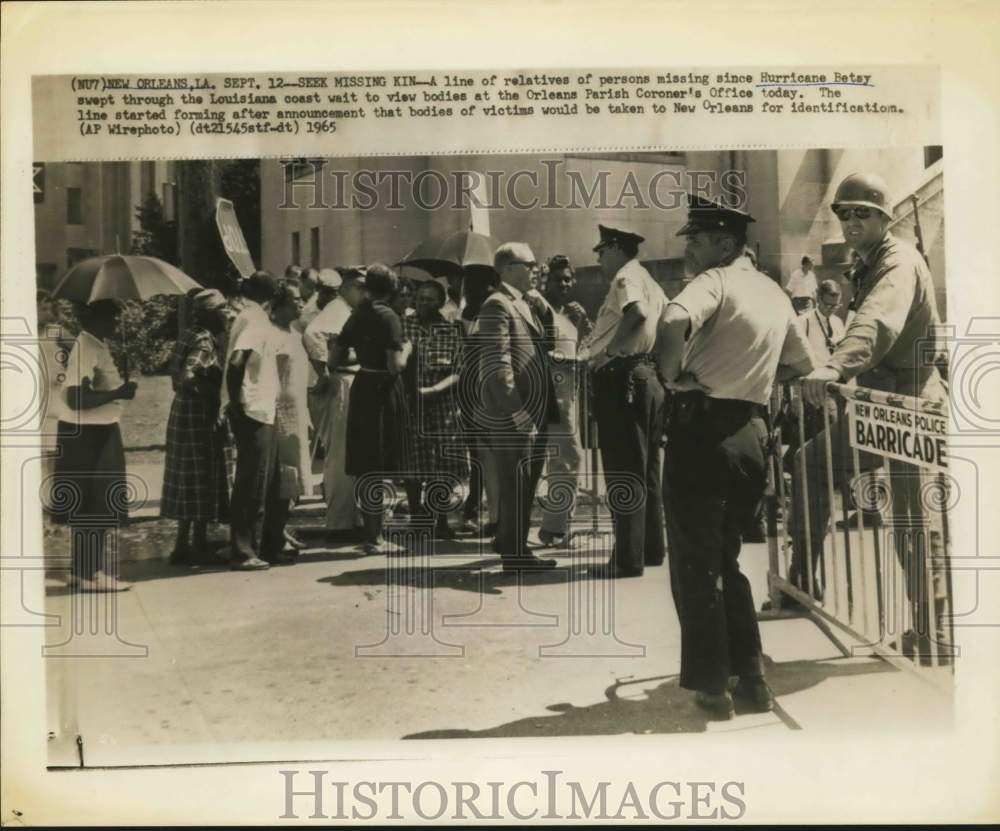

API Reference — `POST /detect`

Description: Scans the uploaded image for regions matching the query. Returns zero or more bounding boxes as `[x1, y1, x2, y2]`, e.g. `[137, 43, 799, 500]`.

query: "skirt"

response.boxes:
[161, 393, 230, 521]
[50, 421, 129, 527]
[345, 370, 411, 476]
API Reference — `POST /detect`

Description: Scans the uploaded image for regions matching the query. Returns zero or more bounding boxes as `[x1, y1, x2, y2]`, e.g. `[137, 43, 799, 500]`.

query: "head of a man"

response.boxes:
[270, 280, 304, 328]
[36, 289, 55, 328]
[298, 267, 319, 302]
[683, 228, 747, 275]
[494, 242, 537, 294]
[242, 270, 280, 306]
[816, 279, 842, 318]
[545, 255, 576, 306]
[338, 267, 368, 308]
[415, 280, 447, 323]
[831, 172, 893, 255]
[363, 263, 398, 302]
[801, 255, 814, 273]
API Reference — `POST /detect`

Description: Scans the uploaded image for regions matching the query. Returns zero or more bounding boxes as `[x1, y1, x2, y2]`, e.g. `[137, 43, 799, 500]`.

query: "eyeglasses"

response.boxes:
[834, 206, 874, 221]
[818, 295, 841, 308]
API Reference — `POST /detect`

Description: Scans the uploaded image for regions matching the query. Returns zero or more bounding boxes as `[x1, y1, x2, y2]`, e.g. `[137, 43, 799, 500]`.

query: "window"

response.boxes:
[310, 227, 320, 269]
[66, 188, 83, 225]
[924, 146, 943, 168]
[291, 231, 301, 266]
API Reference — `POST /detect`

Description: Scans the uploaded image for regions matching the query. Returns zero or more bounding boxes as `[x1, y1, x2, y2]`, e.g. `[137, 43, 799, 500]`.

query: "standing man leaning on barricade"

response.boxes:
[656, 196, 814, 719]
[799, 172, 950, 662]
[586, 225, 667, 579]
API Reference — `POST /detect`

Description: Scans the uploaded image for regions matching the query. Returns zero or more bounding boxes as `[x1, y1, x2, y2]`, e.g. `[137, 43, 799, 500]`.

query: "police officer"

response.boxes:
[587, 224, 668, 578]
[799, 172, 950, 662]
[656, 196, 813, 718]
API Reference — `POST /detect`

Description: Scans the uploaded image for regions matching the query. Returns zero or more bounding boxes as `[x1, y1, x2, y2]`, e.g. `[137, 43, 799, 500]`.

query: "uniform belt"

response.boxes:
[332, 366, 360, 375]
[671, 390, 765, 419]
[593, 353, 657, 374]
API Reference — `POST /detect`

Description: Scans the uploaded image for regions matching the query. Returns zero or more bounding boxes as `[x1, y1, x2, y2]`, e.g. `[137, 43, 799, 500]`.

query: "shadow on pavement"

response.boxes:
[403, 657, 898, 739]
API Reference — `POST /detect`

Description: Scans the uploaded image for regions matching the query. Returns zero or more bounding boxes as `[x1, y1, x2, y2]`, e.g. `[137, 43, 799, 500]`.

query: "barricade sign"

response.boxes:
[215, 197, 256, 277]
[847, 396, 948, 471]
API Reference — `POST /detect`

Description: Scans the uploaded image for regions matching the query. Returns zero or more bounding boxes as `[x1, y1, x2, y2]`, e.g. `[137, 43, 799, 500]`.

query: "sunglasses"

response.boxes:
[833, 206, 874, 221]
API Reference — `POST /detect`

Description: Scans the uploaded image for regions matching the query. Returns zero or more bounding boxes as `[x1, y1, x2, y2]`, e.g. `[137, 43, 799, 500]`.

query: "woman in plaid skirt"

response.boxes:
[161, 289, 231, 563]
[401, 280, 468, 539]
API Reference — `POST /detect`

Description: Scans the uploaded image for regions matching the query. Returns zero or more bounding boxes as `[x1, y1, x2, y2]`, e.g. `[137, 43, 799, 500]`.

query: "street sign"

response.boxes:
[215, 197, 255, 278]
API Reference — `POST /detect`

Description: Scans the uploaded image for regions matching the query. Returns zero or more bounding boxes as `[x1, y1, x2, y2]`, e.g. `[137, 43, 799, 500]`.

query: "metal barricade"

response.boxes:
[764, 380, 953, 691]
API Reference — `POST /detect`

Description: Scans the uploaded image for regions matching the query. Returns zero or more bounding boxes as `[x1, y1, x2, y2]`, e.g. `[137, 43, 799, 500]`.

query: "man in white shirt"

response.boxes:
[785, 255, 819, 314]
[226, 270, 282, 570]
[303, 267, 366, 533]
[796, 279, 846, 363]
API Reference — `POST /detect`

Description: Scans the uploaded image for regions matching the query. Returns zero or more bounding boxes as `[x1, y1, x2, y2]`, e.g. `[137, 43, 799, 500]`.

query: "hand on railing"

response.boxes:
[801, 367, 841, 408]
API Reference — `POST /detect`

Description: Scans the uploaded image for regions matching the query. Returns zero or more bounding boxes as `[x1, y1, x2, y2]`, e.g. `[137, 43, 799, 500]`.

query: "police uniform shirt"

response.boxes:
[587, 259, 666, 360]
[671, 254, 813, 405]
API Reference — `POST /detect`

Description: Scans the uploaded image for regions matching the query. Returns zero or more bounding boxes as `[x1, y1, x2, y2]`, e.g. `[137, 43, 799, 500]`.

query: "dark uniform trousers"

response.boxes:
[229, 409, 287, 562]
[664, 392, 767, 695]
[592, 360, 666, 571]
[490, 426, 549, 560]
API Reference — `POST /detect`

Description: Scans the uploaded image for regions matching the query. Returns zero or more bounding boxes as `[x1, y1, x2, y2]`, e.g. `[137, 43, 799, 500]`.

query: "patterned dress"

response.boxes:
[402, 314, 469, 479]
[160, 326, 230, 521]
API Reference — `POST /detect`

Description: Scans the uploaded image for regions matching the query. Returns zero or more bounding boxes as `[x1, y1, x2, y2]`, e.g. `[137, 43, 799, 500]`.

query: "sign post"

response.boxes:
[215, 198, 256, 278]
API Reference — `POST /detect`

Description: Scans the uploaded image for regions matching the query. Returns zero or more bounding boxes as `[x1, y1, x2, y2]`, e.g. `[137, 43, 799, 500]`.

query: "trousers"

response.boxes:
[592, 361, 666, 571]
[664, 393, 767, 694]
[489, 426, 548, 560]
[229, 410, 283, 561]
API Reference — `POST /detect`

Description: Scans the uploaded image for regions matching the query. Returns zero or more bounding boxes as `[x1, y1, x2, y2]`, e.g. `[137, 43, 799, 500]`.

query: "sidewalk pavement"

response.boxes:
[43, 525, 952, 767]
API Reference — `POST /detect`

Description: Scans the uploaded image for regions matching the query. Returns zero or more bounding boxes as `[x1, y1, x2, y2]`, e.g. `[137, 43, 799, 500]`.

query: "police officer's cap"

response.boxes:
[676, 194, 755, 237]
[592, 224, 645, 252]
[317, 267, 342, 290]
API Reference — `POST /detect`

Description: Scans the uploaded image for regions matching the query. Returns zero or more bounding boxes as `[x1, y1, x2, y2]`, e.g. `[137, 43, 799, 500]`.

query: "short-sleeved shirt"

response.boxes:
[795, 308, 846, 365]
[230, 316, 280, 424]
[337, 299, 404, 371]
[670, 254, 814, 405]
[587, 259, 666, 361]
[786, 267, 818, 301]
[61, 330, 124, 425]
[303, 295, 356, 366]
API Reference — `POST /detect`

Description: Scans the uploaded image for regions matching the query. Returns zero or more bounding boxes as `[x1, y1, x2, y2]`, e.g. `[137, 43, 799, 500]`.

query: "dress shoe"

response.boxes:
[732, 677, 775, 712]
[263, 552, 296, 566]
[433, 523, 457, 541]
[589, 561, 643, 579]
[283, 529, 306, 550]
[537, 529, 567, 548]
[169, 544, 191, 565]
[459, 518, 479, 535]
[230, 556, 270, 571]
[502, 554, 557, 573]
[90, 570, 133, 592]
[694, 690, 735, 720]
[482, 521, 498, 537]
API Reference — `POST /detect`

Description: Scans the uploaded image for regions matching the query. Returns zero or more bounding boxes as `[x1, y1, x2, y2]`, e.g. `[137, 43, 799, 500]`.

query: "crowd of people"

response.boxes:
[48, 170, 949, 719]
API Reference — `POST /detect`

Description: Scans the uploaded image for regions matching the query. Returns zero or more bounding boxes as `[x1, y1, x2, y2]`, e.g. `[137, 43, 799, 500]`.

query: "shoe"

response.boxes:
[433, 522, 457, 540]
[90, 571, 132, 592]
[502, 554, 558, 573]
[283, 529, 306, 550]
[169, 545, 191, 565]
[67, 574, 97, 592]
[361, 540, 388, 556]
[644, 556, 664, 567]
[230, 556, 270, 571]
[459, 518, 479, 535]
[537, 529, 567, 548]
[589, 561, 643, 579]
[483, 521, 498, 537]
[694, 690, 735, 720]
[732, 677, 775, 713]
[263, 553, 296, 566]
[836, 510, 882, 530]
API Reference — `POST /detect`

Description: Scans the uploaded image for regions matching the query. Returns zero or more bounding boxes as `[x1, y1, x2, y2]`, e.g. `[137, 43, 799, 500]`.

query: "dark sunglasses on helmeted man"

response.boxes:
[833, 206, 875, 221]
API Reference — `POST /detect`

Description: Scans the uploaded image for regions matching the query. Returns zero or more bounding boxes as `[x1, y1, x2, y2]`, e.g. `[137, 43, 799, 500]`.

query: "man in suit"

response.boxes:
[478, 242, 559, 571]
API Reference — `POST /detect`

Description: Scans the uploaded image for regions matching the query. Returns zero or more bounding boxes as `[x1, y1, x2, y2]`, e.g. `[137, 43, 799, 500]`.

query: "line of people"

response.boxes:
[51, 170, 947, 721]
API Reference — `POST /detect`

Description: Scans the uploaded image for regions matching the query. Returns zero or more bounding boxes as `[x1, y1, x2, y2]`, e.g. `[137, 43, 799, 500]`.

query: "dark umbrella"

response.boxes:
[396, 235, 463, 279]
[438, 230, 497, 268]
